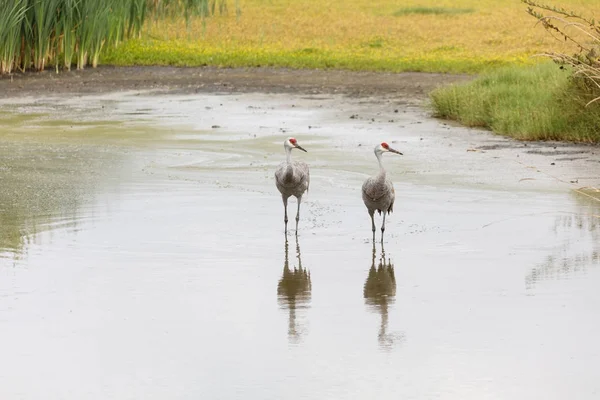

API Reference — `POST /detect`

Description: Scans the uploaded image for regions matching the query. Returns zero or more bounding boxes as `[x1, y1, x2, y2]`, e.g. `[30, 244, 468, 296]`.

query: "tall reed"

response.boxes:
[0, 0, 229, 74]
[60, 0, 79, 71]
[0, 0, 28, 74]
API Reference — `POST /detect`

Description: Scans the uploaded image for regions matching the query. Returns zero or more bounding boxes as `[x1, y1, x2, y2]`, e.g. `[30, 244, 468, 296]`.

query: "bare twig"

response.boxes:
[522, 0, 600, 107]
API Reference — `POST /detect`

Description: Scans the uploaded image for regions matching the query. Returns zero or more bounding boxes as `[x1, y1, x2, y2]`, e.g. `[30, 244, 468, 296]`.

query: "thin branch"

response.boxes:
[524, 1, 600, 107]
[585, 96, 600, 107]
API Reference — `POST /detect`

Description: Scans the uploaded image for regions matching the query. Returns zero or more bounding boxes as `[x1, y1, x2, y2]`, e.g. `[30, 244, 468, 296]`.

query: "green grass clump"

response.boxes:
[393, 7, 474, 16]
[430, 62, 600, 142]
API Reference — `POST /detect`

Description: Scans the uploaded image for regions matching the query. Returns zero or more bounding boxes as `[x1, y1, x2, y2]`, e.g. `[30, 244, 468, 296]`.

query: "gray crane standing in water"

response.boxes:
[362, 142, 403, 242]
[275, 137, 310, 231]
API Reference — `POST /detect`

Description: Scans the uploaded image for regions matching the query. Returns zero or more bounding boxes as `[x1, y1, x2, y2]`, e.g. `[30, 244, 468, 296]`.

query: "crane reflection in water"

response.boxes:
[364, 242, 403, 349]
[277, 234, 312, 343]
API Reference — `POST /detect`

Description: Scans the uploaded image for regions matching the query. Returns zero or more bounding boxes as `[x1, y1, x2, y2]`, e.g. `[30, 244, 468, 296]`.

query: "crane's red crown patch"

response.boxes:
[381, 142, 389, 149]
[289, 138, 297, 145]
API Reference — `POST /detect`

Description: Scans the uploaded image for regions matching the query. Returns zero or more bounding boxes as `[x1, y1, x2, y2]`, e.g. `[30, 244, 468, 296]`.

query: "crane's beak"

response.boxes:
[295, 144, 307, 152]
[389, 148, 403, 155]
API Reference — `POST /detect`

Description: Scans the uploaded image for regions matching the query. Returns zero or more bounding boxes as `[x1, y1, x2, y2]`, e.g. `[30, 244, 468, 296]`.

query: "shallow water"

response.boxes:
[0, 92, 599, 399]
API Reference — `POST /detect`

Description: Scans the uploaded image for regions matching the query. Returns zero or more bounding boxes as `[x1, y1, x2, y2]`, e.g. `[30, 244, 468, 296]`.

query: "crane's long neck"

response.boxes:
[375, 151, 386, 176]
[283, 146, 295, 179]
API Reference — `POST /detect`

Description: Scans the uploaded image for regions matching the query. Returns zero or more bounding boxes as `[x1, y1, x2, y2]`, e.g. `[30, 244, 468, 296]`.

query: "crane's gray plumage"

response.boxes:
[362, 142, 402, 242]
[275, 137, 309, 231]
[362, 170, 395, 215]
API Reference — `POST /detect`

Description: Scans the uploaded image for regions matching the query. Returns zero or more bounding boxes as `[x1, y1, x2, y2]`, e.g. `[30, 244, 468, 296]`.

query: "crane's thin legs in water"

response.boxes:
[369, 210, 376, 242]
[283, 196, 289, 230]
[381, 212, 387, 243]
[295, 195, 302, 230]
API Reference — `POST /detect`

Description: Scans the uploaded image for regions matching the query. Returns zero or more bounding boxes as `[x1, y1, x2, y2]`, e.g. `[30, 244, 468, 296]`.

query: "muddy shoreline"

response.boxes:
[0, 66, 473, 99]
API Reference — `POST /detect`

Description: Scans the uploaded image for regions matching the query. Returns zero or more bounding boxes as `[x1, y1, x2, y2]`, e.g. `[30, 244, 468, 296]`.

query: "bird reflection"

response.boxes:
[364, 242, 401, 349]
[277, 233, 312, 343]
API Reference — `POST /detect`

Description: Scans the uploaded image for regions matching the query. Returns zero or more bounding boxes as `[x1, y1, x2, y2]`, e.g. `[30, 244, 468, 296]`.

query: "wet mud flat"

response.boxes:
[0, 70, 599, 399]
[0, 65, 473, 99]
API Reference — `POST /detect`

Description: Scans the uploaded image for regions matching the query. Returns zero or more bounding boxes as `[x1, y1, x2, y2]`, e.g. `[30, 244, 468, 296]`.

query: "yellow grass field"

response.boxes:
[103, 0, 600, 73]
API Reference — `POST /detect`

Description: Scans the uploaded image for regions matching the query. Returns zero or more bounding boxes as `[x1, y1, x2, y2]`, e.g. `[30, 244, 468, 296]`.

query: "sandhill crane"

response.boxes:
[275, 137, 309, 231]
[362, 142, 403, 242]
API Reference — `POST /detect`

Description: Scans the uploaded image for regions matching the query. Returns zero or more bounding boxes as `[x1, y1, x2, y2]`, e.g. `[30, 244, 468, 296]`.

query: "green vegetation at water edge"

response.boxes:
[429, 63, 600, 143]
[0, 0, 228, 74]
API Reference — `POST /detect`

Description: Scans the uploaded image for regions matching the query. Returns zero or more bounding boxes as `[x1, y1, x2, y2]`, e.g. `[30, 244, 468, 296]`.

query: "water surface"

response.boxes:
[0, 92, 599, 399]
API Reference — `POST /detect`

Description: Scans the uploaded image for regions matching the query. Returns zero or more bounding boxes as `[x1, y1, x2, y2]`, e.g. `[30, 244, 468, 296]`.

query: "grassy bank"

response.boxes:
[102, 0, 597, 74]
[430, 63, 600, 143]
[1, 0, 597, 74]
[101, 40, 499, 74]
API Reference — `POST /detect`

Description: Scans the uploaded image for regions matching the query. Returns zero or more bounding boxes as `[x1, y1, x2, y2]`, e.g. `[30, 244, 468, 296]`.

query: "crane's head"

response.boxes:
[376, 142, 403, 156]
[285, 137, 307, 152]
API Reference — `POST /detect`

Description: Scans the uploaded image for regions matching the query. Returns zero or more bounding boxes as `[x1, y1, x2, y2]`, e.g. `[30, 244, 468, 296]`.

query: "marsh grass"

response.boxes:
[430, 62, 600, 142]
[393, 7, 474, 16]
[0, 0, 28, 74]
[3, 0, 599, 76]
[0, 0, 229, 74]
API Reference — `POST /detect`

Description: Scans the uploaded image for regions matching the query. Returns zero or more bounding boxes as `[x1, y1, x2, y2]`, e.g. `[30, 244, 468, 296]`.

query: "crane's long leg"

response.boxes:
[295, 195, 302, 230]
[369, 210, 376, 242]
[381, 212, 387, 243]
[283, 196, 289, 231]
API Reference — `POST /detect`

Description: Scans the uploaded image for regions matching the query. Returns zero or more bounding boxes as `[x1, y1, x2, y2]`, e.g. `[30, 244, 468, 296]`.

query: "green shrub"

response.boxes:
[430, 63, 600, 142]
